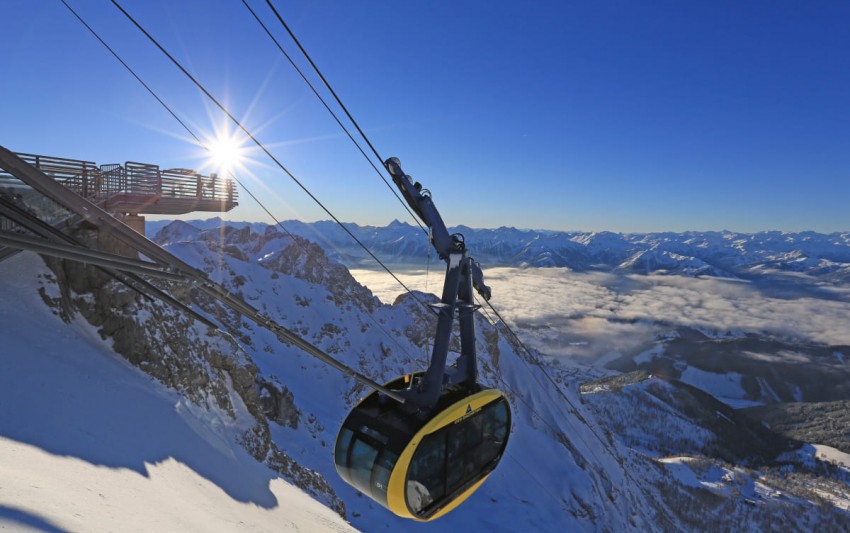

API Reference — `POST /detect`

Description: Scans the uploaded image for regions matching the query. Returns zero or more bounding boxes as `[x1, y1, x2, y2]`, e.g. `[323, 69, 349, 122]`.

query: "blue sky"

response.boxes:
[2, 0, 848, 233]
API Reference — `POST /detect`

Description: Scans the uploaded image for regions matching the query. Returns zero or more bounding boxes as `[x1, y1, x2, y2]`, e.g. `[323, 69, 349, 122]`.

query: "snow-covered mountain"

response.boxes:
[0, 253, 355, 533]
[581, 371, 850, 531]
[3, 220, 850, 531]
[148, 218, 850, 282]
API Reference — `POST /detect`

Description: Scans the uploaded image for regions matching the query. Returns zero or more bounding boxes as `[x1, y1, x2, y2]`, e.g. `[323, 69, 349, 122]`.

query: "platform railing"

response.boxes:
[0, 152, 238, 208]
[9, 153, 98, 197]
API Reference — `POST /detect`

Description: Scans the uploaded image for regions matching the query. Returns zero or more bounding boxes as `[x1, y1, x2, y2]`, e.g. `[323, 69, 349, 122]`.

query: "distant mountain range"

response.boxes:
[148, 218, 850, 281]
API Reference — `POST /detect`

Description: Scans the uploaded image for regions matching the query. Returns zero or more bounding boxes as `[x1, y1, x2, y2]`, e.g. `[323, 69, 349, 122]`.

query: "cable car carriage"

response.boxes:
[334, 159, 512, 521]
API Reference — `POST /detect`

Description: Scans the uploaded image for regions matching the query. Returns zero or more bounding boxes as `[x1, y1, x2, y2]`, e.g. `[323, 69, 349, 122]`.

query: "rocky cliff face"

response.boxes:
[37, 225, 345, 516]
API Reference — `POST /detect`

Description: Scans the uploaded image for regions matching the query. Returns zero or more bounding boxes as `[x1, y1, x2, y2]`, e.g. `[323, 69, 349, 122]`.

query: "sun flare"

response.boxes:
[207, 133, 245, 174]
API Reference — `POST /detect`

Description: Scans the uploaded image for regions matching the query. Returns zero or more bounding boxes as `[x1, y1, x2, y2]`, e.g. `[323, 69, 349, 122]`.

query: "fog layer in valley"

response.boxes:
[351, 267, 850, 361]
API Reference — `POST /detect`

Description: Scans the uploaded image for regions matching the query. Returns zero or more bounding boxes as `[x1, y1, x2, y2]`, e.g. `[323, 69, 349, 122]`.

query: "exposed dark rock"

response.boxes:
[37, 225, 343, 516]
[258, 377, 300, 428]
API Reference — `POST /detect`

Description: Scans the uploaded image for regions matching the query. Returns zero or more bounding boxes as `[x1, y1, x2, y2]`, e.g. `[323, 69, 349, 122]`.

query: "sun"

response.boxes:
[206, 131, 246, 174]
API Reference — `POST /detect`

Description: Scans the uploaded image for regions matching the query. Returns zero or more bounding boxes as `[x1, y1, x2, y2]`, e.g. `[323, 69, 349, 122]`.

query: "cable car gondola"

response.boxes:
[335, 374, 510, 520]
[334, 159, 512, 521]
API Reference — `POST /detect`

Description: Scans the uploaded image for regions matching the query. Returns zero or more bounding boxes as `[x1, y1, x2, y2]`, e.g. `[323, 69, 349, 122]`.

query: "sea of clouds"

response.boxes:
[350, 267, 850, 361]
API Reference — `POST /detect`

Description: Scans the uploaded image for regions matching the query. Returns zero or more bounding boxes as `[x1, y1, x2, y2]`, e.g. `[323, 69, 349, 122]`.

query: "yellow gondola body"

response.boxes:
[334, 374, 511, 521]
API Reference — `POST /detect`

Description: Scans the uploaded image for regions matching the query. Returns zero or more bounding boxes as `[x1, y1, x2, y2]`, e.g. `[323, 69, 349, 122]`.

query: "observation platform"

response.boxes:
[0, 153, 238, 216]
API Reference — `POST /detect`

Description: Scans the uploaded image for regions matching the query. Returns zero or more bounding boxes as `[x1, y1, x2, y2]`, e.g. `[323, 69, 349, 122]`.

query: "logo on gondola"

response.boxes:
[455, 402, 482, 424]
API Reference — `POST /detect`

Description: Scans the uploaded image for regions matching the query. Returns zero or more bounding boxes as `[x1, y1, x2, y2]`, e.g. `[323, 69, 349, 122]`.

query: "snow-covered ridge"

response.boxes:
[148, 218, 850, 280]
[0, 253, 356, 533]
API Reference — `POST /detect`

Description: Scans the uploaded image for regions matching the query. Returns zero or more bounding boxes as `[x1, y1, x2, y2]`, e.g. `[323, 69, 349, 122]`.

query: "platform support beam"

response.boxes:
[124, 214, 145, 235]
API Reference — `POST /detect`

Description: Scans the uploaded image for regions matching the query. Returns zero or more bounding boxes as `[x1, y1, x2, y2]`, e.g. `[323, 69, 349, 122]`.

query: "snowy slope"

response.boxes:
[581, 372, 850, 530]
[0, 253, 356, 533]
